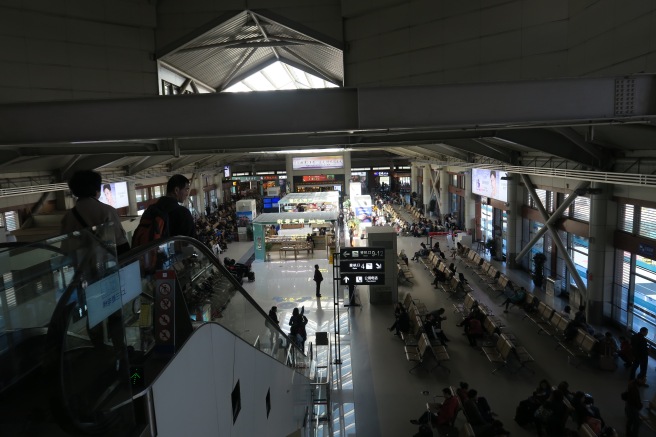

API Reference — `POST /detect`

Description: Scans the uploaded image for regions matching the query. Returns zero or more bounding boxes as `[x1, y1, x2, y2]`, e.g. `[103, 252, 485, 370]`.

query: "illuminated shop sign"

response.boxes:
[292, 156, 344, 170]
[374, 171, 389, 176]
[276, 219, 328, 225]
[302, 174, 335, 182]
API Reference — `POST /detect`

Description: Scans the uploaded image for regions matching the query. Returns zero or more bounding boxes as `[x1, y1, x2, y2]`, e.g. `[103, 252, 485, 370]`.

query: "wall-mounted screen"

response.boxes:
[472, 169, 508, 203]
[292, 155, 343, 170]
[119, 260, 142, 303]
[99, 181, 129, 208]
[86, 272, 122, 329]
[262, 196, 280, 213]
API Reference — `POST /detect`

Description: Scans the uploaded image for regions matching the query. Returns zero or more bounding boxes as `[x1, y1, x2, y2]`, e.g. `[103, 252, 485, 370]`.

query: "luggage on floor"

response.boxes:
[515, 399, 538, 427]
[599, 348, 617, 371]
[248, 271, 255, 281]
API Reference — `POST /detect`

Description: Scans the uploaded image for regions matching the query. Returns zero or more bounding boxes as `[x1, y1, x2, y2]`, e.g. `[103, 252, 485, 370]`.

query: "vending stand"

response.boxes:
[252, 211, 339, 262]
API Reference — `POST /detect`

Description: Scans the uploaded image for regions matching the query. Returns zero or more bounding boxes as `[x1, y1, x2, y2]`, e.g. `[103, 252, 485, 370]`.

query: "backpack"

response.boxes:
[131, 203, 170, 271]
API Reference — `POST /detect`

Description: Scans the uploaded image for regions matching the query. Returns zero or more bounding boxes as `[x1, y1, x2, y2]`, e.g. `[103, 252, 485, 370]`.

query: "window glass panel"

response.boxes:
[536, 189, 547, 209]
[529, 221, 544, 274]
[633, 254, 656, 340]
[4, 211, 18, 231]
[501, 210, 507, 256]
[135, 188, 146, 202]
[619, 204, 634, 233]
[572, 196, 590, 222]
[639, 207, 656, 240]
[153, 186, 163, 198]
[611, 250, 630, 323]
[480, 205, 493, 243]
[569, 234, 588, 287]
[547, 191, 554, 213]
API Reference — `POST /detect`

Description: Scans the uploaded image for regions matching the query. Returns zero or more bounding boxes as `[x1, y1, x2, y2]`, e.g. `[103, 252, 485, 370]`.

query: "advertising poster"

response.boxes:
[236, 211, 253, 227]
[99, 181, 130, 208]
[352, 195, 372, 223]
[472, 169, 508, 202]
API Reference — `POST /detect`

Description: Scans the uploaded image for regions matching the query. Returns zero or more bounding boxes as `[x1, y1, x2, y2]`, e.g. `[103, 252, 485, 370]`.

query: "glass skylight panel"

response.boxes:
[262, 62, 290, 88]
[224, 82, 252, 93]
[223, 61, 337, 92]
[308, 75, 324, 88]
[244, 73, 276, 91]
[290, 67, 311, 88]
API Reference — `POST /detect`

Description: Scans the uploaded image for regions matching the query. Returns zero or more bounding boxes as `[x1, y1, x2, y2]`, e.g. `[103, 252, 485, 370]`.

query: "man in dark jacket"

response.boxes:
[313, 264, 323, 297]
[629, 327, 649, 385]
[155, 174, 197, 239]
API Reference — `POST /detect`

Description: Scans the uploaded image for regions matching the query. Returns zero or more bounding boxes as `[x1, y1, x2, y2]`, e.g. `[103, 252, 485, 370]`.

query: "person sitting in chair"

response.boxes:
[410, 388, 459, 429]
[500, 287, 527, 313]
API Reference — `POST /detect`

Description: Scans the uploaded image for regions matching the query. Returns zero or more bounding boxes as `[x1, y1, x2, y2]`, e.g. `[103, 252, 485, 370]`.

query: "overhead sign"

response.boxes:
[341, 274, 385, 285]
[340, 247, 385, 259]
[340, 260, 385, 273]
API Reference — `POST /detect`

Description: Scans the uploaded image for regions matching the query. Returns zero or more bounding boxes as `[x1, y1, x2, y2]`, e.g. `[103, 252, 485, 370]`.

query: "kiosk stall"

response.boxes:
[252, 211, 339, 262]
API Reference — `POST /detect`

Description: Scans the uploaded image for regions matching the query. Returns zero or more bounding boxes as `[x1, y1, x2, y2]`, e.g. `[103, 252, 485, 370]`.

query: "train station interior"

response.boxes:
[2, 1, 656, 436]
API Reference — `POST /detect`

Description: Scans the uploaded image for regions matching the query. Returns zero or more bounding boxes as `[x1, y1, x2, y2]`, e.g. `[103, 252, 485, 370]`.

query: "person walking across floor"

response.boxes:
[623, 378, 642, 437]
[313, 264, 323, 298]
[629, 327, 650, 385]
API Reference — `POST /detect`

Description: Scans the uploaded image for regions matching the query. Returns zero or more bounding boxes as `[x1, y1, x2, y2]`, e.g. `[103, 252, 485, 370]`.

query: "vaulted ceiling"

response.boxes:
[1, 12, 656, 189]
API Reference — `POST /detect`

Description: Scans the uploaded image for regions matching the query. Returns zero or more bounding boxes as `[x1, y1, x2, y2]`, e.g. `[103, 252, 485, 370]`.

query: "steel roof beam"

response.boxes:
[1, 75, 655, 146]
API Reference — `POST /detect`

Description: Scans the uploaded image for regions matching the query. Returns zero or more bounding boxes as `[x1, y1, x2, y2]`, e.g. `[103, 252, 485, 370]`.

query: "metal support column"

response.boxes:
[506, 173, 519, 268]
[332, 253, 342, 365]
[520, 174, 588, 295]
[515, 179, 591, 262]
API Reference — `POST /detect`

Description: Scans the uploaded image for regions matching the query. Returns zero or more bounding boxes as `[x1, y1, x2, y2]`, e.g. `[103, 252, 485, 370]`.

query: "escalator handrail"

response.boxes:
[118, 236, 303, 357]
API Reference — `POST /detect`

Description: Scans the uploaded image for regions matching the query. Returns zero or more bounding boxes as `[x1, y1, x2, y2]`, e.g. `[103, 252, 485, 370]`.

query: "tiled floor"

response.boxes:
[228, 206, 655, 437]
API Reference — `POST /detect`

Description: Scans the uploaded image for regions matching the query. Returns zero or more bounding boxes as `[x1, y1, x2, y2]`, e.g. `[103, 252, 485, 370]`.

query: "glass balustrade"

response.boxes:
[0, 224, 310, 436]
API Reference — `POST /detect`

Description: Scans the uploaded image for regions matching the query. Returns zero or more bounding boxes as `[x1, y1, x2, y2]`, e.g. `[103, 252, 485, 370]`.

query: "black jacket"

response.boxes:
[156, 196, 197, 239]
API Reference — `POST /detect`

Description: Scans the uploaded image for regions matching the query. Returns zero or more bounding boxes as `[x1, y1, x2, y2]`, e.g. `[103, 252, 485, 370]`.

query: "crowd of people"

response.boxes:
[514, 379, 619, 437]
[410, 382, 510, 437]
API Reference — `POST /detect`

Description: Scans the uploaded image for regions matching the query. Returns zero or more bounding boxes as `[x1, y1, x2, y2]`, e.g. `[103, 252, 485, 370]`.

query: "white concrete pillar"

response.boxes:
[506, 173, 519, 268]
[285, 155, 294, 193]
[422, 165, 431, 216]
[587, 182, 614, 325]
[127, 181, 138, 215]
[195, 175, 205, 215]
[410, 163, 418, 205]
[439, 168, 449, 222]
[214, 172, 224, 205]
[344, 150, 351, 197]
[464, 171, 476, 234]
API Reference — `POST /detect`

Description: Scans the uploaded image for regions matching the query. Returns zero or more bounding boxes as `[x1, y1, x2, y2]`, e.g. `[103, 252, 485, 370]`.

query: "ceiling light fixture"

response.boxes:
[248, 148, 353, 155]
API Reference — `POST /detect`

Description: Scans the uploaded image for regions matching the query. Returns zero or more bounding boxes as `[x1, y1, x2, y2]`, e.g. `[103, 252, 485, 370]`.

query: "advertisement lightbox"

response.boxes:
[292, 155, 343, 170]
[99, 181, 129, 208]
[472, 169, 508, 203]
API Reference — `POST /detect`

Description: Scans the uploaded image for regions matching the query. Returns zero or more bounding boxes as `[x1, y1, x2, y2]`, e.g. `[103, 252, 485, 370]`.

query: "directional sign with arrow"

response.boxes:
[340, 260, 385, 273]
[340, 247, 385, 260]
[341, 274, 385, 285]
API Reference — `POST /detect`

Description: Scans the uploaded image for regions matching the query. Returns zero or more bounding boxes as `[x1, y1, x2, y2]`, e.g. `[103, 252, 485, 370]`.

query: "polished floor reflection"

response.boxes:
[229, 206, 656, 437]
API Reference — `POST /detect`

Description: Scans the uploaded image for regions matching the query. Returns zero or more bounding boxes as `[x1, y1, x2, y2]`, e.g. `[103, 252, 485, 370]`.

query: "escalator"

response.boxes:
[0, 225, 314, 436]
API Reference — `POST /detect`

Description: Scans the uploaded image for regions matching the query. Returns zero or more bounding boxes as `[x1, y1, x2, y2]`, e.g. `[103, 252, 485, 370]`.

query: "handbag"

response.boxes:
[533, 404, 553, 423]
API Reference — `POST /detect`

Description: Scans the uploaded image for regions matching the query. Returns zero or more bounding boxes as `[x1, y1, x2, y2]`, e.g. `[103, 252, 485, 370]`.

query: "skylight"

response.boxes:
[224, 61, 339, 92]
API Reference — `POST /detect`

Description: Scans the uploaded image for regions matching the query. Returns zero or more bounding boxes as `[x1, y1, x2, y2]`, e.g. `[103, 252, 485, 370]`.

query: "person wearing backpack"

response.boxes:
[132, 174, 197, 248]
[61, 170, 130, 256]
